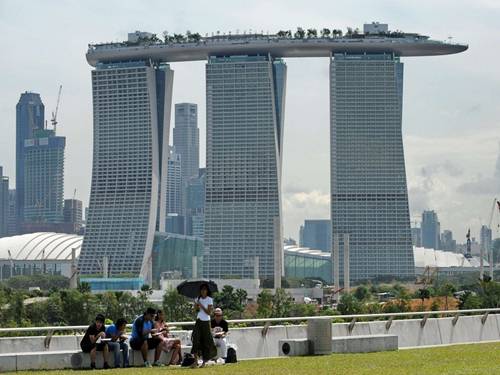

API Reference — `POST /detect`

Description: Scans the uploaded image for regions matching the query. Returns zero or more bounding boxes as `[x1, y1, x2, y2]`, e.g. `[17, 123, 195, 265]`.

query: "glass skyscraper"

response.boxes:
[204, 55, 286, 282]
[0, 167, 9, 238]
[173, 103, 199, 194]
[330, 53, 414, 283]
[421, 210, 440, 249]
[23, 129, 65, 224]
[167, 146, 182, 215]
[79, 61, 173, 282]
[16, 92, 45, 225]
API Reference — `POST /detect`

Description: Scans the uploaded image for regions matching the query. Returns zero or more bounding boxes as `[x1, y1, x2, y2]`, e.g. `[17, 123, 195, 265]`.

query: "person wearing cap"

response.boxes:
[211, 308, 229, 359]
[80, 313, 110, 369]
[129, 307, 163, 367]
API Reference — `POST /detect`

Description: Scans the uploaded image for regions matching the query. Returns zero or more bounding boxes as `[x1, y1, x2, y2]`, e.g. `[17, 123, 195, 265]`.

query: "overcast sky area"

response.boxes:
[1, 0, 499, 242]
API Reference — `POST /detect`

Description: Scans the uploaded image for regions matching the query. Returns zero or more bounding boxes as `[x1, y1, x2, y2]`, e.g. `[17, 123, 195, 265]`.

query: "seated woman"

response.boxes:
[154, 310, 182, 365]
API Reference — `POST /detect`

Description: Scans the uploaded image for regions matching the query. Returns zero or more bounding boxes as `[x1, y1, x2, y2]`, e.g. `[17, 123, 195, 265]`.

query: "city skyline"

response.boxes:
[1, 0, 499, 242]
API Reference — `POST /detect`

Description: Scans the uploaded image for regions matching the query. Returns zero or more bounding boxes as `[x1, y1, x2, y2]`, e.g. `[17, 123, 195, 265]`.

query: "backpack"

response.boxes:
[181, 353, 196, 367]
[226, 347, 237, 363]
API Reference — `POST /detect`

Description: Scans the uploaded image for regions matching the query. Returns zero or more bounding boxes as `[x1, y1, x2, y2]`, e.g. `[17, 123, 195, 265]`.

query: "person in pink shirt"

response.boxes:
[154, 310, 182, 365]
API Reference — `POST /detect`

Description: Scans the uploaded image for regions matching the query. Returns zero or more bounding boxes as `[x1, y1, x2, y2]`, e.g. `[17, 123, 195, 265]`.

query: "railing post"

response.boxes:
[420, 314, 428, 327]
[348, 317, 356, 333]
[385, 316, 394, 330]
[261, 321, 271, 337]
[481, 312, 489, 325]
[44, 330, 54, 349]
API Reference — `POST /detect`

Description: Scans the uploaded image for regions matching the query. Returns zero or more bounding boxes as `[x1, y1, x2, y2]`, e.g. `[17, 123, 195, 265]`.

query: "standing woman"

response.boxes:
[191, 283, 217, 367]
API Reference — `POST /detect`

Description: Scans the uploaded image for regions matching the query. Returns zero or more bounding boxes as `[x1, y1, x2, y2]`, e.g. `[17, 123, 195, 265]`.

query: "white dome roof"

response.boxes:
[0, 232, 82, 261]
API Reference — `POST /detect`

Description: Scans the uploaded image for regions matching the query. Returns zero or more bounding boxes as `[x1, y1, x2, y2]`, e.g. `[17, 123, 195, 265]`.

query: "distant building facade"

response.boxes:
[173, 103, 199, 203]
[16, 92, 45, 225]
[0, 167, 9, 238]
[7, 190, 17, 236]
[167, 147, 182, 216]
[185, 169, 205, 237]
[302, 219, 331, 252]
[440, 230, 456, 252]
[480, 225, 492, 258]
[411, 226, 422, 247]
[23, 129, 65, 225]
[63, 199, 83, 233]
[421, 210, 440, 249]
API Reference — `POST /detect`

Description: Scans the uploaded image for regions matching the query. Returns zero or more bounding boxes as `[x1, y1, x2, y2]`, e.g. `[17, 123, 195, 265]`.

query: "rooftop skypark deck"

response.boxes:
[86, 24, 468, 66]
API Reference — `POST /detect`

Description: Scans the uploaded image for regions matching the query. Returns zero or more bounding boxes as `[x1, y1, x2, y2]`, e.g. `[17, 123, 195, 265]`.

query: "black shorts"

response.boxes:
[80, 341, 107, 353]
[129, 337, 160, 350]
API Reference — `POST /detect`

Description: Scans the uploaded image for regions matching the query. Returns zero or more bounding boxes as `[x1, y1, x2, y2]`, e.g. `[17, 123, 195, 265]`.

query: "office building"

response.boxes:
[16, 92, 45, 224]
[440, 229, 456, 252]
[330, 53, 414, 283]
[0, 167, 9, 238]
[301, 219, 331, 252]
[23, 129, 65, 225]
[167, 147, 182, 215]
[480, 225, 492, 258]
[411, 226, 422, 247]
[422, 210, 440, 249]
[7, 190, 17, 236]
[185, 169, 205, 237]
[204, 55, 286, 282]
[63, 199, 83, 233]
[173, 103, 199, 199]
[79, 59, 174, 282]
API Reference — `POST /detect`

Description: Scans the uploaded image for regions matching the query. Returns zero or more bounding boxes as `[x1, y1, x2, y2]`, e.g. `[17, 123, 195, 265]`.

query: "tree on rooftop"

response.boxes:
[307, 28, 317, 38]
[321, 28, 331, 38]
[294, 27, 305, 39]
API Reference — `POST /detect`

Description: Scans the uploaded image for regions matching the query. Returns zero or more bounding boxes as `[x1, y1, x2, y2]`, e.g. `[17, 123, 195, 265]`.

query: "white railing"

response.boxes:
[1, 308, 498, 334]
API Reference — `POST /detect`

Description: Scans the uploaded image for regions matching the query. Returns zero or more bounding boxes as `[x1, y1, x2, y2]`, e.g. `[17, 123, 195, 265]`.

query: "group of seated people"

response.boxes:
[80, 306, 229, 369]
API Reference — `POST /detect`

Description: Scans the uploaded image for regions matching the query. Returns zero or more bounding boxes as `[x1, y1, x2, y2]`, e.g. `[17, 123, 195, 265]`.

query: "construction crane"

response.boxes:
[51, 85, 62, 133]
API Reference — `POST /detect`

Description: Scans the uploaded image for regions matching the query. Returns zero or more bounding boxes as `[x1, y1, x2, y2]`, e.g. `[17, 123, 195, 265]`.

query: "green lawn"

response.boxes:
[17, 342, 500, 375]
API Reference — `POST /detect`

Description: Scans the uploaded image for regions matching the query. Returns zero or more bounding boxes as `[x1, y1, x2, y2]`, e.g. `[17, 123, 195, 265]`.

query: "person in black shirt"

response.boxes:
[211, 308, 229, 359]
[80, 314, 110, 369]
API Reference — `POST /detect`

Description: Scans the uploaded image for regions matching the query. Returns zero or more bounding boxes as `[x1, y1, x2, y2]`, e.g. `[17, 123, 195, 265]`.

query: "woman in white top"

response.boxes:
[190, 283, 217, 367]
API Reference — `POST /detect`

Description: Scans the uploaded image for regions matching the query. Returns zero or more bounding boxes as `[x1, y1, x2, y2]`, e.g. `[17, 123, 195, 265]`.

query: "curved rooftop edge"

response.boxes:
[86, 36, 468, 66]
[0, 232, 83, 261]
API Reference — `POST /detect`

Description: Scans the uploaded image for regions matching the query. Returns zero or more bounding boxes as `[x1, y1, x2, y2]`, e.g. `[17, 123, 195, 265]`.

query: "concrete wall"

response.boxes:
[0, 314, 499, 369]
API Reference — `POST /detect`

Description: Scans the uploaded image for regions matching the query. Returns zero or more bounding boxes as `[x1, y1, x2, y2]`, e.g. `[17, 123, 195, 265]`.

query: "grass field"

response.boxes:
[16, 342, 500, 375]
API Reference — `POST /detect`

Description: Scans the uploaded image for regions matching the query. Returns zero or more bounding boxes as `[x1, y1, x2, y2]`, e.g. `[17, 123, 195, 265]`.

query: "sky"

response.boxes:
[0, 0, 499, 243]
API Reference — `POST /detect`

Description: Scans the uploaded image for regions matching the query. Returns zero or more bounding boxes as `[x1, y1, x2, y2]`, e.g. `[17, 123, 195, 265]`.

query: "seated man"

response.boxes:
[211, 308, 229, 359]
[105, 318, 129, 368]
[129, 307, 162, 367]
[80, 313, 110, 369]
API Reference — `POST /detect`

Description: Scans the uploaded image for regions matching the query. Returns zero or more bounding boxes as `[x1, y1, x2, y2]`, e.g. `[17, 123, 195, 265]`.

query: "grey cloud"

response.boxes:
[420, 160, 463, 178]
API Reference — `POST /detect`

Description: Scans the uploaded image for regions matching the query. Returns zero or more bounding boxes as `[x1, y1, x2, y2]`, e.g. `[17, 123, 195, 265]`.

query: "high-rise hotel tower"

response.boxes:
[330, 53, 414, 282]
[78, 60, 173, 281]
[85, 24, 466, 284]
[204, 55, 286, 280]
